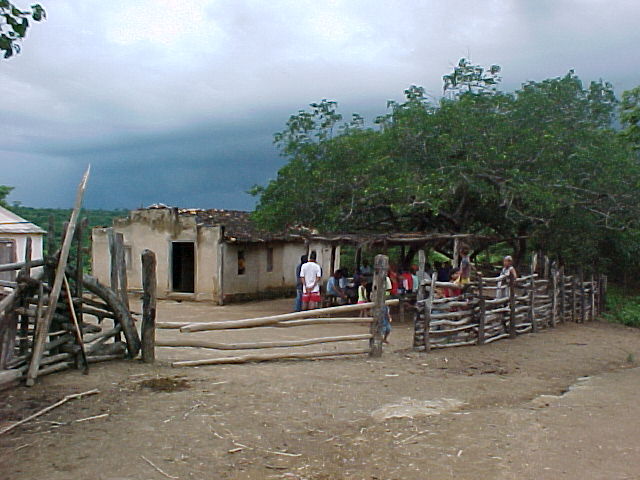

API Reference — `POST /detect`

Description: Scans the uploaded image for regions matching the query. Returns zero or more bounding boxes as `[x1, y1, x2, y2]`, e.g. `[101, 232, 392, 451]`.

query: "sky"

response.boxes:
[2, 0, 639, 211]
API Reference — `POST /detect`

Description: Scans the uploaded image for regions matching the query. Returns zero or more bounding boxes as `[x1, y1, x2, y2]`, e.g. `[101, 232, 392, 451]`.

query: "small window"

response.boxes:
[237, 250, 246, 275]
[266, 248, 273, 272]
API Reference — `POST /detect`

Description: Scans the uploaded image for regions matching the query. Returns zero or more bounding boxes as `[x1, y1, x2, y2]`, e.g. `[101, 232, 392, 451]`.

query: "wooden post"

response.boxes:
[579, 269, 586, 323]
[108, 228, 118, 294]
[108, 228, 121, 341]
[74, 218, 87, 334]
[529, 275, 537, 333]
[18, 237, 32, 355]
[544, 256, 550, 280]
[477, 276, 486, 345]
[416, 250, 426, 302]
[559, 267, 565, 324]
[424, 274, 436, 352]
[413, 250, 426, 349]
[452, 238, 460, 268]
[115, 233, 129, 310]
[46, 214, 56, 286]
[26, 166, 90, 386]
[141, 250, 157, 363]
[571, 275, 577, 322]
[0, 310, 18, 369]
[63, 275, 88, 373]
[508, 275, 517, 338]
[355, 246, 362, 271]
[601, 275, 608, 312]
[531, 252, 538, 276]
[590, 274, 595, 321]
[550, 268, 557, 328]
[369, 254, 388, 358]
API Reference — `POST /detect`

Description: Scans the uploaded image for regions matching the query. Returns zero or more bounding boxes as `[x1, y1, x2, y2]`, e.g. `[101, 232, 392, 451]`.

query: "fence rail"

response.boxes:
[414, 261, 606, 351]
[155, 255, 398, 366]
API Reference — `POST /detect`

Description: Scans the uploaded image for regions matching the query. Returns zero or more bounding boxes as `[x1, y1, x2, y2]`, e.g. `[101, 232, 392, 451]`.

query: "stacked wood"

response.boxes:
[0, 168, 143, 388]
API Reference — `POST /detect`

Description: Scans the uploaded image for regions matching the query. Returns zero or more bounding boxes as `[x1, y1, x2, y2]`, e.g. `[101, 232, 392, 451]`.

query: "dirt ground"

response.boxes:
[2, 298, 640, 480]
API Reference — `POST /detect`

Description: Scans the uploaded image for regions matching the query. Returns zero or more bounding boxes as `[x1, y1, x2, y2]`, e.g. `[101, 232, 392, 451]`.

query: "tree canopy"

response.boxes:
[251, 60, 640, 273]
[0, 1, 45, 59]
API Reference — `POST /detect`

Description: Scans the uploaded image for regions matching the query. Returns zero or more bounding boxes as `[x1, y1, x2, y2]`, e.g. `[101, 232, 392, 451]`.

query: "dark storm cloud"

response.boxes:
[1, 0, 639, 210]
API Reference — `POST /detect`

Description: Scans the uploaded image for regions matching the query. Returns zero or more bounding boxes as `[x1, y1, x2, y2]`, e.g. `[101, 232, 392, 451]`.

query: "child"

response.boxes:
[357, 277, 369, 317]
[382, 275, 393, 343]
[458, 245, 472, 285]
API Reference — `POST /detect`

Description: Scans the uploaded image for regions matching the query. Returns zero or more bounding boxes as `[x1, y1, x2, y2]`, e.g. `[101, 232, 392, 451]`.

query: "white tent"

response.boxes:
[0, 206, 45, 281]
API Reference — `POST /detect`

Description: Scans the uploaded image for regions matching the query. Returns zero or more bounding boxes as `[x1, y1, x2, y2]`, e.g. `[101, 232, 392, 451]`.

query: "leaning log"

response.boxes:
[157, 333, 372, 351]
[27, 166, 90, 386]
[80, 274, 140, 357]
[180, 299, 399, 332]
[172, 348, 371, 367]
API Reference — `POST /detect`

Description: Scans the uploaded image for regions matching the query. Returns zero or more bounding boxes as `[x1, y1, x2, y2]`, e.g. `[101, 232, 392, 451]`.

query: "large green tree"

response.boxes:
[0, 1, 45, 59]
[252, 61, 640, 272]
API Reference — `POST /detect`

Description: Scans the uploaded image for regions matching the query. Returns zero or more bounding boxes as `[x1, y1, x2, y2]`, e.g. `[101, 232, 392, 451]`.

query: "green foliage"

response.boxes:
[7, 204, 128, 272]
[620, 86, 640, 149]
[252, 60, 640, 276]
[603, 285, 640, 328]
[442, 58, 501, 96]
[0, 185, 14, 206]
[0, 1, 45, 59]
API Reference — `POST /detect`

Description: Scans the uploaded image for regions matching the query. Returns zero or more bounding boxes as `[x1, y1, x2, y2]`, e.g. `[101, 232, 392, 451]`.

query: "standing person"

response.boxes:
[382, 275, 393, 343]
[458, 245, 472, 285]
[388, 264, 400, 296]
[300, 251, 322, 310]
[497, 255, 518, 298]
[294, 254, 308, 312]
[410, 265, 420, 293]
[399, 269, 413, 294]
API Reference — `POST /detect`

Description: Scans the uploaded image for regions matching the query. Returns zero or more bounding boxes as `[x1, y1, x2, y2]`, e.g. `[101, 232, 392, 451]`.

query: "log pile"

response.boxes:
[0, 169, 142, 389]
[414, 254, 606, 352]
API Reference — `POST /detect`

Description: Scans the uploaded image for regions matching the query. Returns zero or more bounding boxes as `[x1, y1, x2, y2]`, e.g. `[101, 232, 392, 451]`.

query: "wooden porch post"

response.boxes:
[369, 254, 388, 358]
[141, 249, 157, 363]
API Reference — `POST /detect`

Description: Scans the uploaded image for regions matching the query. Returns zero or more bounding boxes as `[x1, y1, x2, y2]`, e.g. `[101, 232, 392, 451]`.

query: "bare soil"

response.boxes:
[2, 298, 640, 480]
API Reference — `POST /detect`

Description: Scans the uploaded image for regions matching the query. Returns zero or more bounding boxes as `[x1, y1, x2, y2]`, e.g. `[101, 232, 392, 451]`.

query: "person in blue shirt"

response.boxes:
[327, 269, 347, 304]
[294, 254, 308, 311]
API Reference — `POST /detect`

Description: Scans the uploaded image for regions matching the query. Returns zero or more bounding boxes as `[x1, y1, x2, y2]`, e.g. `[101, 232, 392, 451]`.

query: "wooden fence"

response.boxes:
[0, 169, 145, 389]
[414, 262, 607, 351]
[154, 254, 398, 366]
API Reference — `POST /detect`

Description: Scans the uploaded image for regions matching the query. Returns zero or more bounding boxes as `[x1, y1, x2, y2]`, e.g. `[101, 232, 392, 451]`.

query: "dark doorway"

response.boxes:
[172, 242, 195, 293]
[0, 239, 16, 282]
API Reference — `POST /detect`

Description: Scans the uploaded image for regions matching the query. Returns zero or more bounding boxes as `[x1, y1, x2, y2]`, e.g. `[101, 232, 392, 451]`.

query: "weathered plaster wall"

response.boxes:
[92, 209, 221, 301]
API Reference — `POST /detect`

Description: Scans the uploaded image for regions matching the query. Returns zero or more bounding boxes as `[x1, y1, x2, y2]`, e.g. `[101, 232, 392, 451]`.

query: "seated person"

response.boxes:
[444, 268, 463, 298]
[326, 269, 348, 304]
[399, 270, 413, 295]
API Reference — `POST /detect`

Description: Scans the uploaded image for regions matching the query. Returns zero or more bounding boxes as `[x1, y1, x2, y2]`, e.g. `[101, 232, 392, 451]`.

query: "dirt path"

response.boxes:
[2, 298, 640, 480]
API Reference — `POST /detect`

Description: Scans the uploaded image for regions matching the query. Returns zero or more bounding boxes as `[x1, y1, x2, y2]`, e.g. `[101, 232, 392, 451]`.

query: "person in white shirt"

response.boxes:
[300, 251, 322, 310]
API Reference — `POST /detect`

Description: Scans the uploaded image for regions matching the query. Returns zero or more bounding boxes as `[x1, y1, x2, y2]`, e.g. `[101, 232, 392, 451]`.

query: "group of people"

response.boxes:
[293, 248, 519, 344]
[295, 253, 372, 310]
[294, 254, 393, 343]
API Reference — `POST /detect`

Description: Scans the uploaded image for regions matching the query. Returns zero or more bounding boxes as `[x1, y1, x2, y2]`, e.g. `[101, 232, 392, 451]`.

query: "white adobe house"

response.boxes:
[0, 206, 45, 282]
[91, 205, 340, 303]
